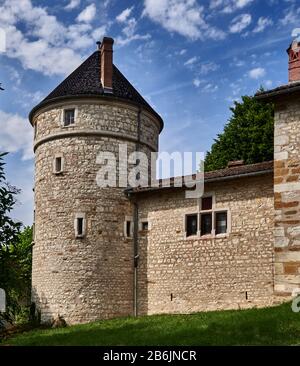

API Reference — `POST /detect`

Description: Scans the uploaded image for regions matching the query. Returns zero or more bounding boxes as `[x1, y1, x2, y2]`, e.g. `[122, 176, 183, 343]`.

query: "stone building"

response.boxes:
[29, 37, 300, 325]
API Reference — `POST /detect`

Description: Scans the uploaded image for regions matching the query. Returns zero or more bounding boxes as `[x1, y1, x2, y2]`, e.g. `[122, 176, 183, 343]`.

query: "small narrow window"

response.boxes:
[216, 212, 227, 235]
[186, 214, 198, 237]
[55, 157, 62, 173]
[142, 221, 148, 231]
[75, 216, 85, 238]
[126, 221, 132, 238]
[201, 196, 212, 211]
[201, 213, 212, 236]
[64, 109, 75, 126]
[53, 156, 63, 174]
[34, 123, 37, 139]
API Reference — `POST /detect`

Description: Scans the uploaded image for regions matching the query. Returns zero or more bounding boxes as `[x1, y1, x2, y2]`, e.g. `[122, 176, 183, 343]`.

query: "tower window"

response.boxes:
[126, 221, 132, 238]
[64, 109, 75, 126]
[75, 214, 86, 238]
[186, 214, 198, 237]
[53, 156, 64, 174]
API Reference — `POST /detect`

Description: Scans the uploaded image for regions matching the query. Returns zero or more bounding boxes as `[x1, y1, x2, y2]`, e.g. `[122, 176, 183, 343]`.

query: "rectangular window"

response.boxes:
[186, 214, 198, 237]
[126, 221, 132, 238]
[53, 156, 63, 174]
[215, 212, 227, 235]
[201, 213, 212, 236]
[76, 218, 84, 237]
[55, 157, 62, 173]
[201, 196, 212, 211]
[64, 109, 75, 126]
[142, 221, 148, 231]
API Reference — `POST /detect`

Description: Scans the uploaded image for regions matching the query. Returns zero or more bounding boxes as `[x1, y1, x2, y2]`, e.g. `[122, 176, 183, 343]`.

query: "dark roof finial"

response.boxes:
[96, 41, 101, 50]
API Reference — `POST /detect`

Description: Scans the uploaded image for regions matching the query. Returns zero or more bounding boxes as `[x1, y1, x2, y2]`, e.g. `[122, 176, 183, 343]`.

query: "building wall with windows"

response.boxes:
[136, 173, 275, 315]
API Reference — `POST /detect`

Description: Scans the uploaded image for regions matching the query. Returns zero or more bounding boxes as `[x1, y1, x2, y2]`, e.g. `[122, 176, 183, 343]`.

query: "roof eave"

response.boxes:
[125, 168, 274, 196]
[255, 83, 300, 101]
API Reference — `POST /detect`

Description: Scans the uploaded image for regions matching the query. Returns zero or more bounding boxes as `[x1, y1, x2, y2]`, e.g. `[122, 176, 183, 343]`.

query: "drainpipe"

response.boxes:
[133, 200, 139, 317]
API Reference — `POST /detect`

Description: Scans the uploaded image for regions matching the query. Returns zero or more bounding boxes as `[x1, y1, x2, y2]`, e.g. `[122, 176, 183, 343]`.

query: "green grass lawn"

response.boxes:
[2, 302, 300, 346]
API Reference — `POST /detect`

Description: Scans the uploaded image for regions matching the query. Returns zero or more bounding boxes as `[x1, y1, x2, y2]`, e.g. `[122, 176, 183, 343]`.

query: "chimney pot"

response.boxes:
[100, 37, 114, 93]
[287, 40, 300, 83]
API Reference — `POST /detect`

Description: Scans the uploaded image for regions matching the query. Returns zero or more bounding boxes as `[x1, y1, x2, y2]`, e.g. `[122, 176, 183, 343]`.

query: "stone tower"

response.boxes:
[29, 37, 163, 324]
[257, 39, 300, 297]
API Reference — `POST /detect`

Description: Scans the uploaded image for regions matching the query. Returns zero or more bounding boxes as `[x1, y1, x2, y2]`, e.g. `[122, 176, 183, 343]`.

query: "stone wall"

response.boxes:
[274, 96, 300, 295]
[136, 174, 275, 315]
[32, 99, 160, 324]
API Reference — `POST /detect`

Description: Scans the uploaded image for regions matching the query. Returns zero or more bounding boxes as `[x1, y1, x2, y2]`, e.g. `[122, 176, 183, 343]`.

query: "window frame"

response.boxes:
[185, 213, 199, 238]
[61, 106, 78, 127]
[184, 193, 230, 240]
[53, 154, 64, 175]
[75, 213, 86, 238]
[124, 216, 133, 238]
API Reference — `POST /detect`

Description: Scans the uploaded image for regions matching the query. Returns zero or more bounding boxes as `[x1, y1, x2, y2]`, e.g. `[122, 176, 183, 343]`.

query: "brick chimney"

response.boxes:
[287, 40, 300, 83]
[100, 37, 114, 93]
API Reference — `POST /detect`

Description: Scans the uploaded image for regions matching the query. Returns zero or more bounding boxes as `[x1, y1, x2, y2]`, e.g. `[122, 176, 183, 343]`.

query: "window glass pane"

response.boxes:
[55, 157, 62, 172]
[201, 213, 212, 235]
[64, 109, 75, 126]
[77, 218, 83, 236]
[126, 221, 131, 237]
[202, 197, 212, 211]
[142, 222, 148, 231]
[186, 215, 197, 237]
[216, 212, 227, 234]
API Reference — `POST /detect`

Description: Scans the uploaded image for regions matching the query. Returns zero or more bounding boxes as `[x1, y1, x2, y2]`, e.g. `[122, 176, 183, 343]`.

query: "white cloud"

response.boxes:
[249, 67, 266, 79]
[202, 83, 219, 93]
[65, 0, 81, 10]
[210, 0, 254, 13]
[143, 0, 226, 41]
[76, 4, 96, 23]
[280, 6, 300, 26]
[229, 14, 252, 33]
[199, 62, 219, 75]
[116, 6, 134, 23]
[193, 78, 204, 87]
[0, 0, 107, 76]
[184, 56, 198, 66]
[253, 17, 273, 33]
[115, 6, 150, 46]
[0, 110, 33, 160]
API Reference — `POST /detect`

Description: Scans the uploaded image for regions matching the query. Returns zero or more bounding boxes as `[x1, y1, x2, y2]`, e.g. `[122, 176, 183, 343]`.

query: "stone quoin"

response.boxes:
[29, 36, 300, 325]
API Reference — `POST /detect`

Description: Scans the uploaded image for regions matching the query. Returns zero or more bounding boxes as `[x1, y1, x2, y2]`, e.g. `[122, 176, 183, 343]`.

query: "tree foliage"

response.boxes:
[204, 94, 274, 171]
[0, 153, 32, 324]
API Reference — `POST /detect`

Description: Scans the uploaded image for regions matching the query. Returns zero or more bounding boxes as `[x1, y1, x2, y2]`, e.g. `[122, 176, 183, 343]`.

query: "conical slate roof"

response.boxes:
[29, 50, 163, 130]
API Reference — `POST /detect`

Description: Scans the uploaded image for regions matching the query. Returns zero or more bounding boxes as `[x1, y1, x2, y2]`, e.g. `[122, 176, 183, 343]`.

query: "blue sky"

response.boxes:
[0, 0, 299, 226]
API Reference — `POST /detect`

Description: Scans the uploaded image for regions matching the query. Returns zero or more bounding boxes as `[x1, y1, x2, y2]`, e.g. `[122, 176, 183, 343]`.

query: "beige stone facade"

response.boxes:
[136, 175, 275, 315]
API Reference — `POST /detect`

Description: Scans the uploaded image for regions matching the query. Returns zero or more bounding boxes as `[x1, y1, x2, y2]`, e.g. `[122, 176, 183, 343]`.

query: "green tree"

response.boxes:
[205, 94, 274, 171]
[0, 153, 33, 324]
